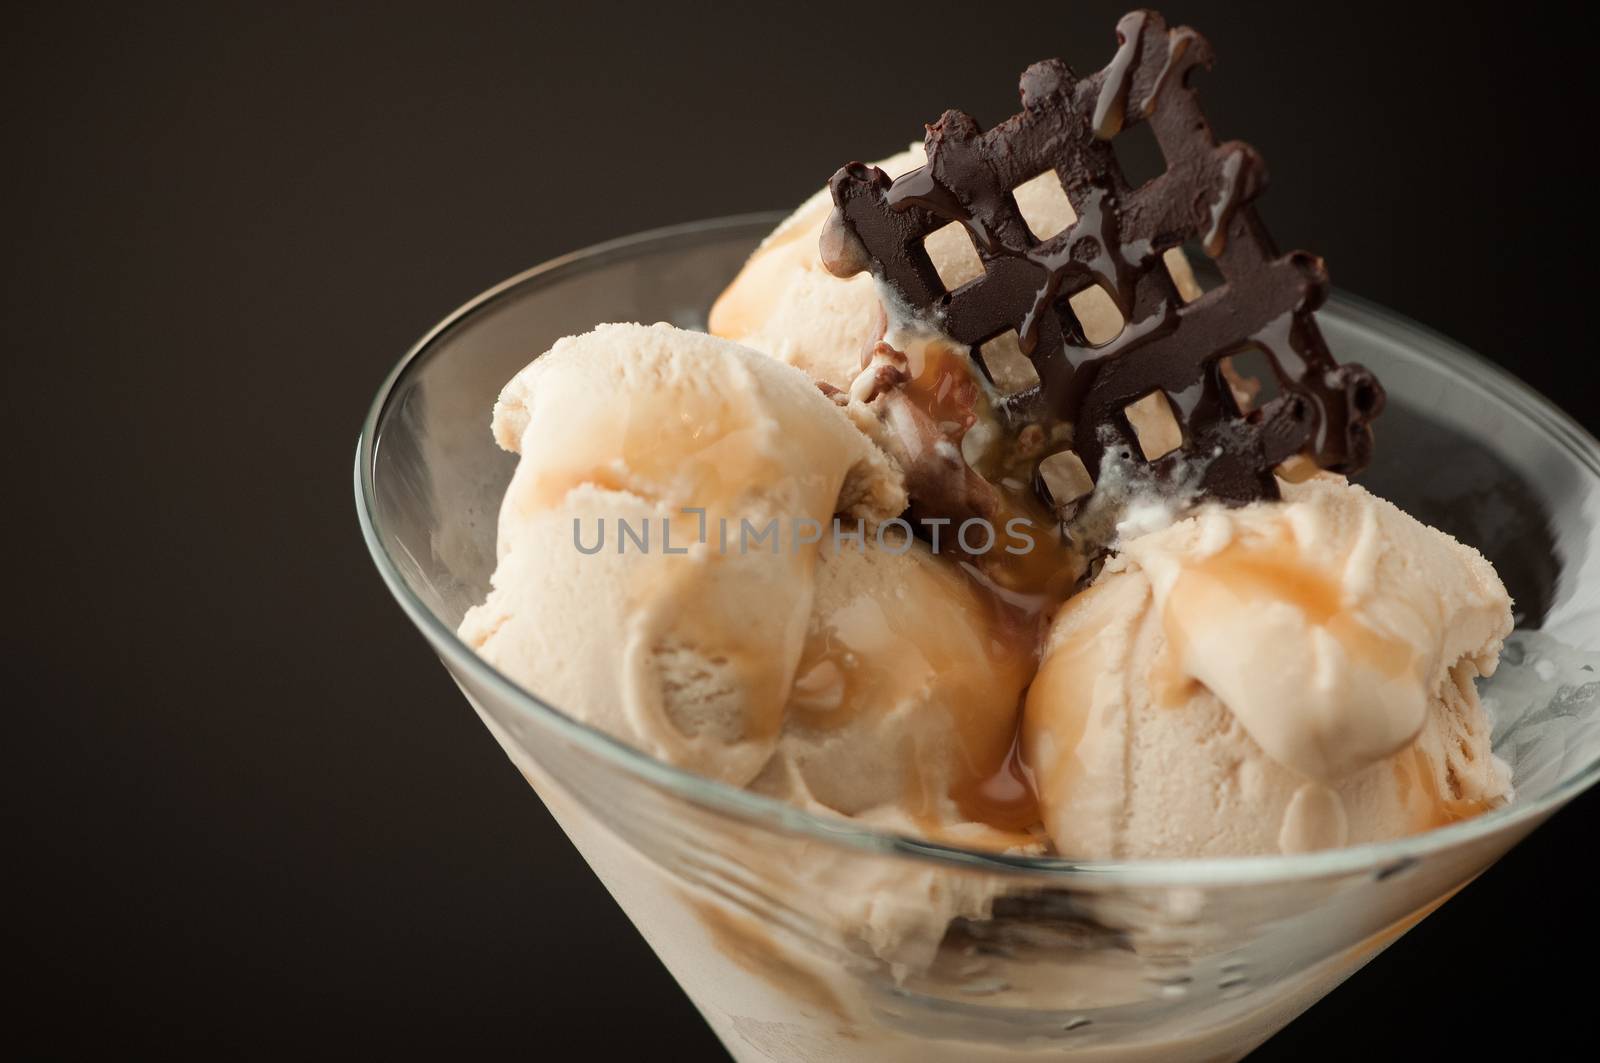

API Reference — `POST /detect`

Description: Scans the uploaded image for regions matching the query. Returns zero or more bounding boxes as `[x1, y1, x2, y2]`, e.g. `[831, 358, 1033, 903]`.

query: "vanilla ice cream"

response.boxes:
[465, 213, 1515, 868]
[750, 539, 1041, 853]
[460, 322, 906, 786]
[1024, 475, 1514, 858]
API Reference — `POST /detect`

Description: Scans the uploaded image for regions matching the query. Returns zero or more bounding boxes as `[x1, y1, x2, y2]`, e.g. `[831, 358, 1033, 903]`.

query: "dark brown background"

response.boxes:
[7, 0, 1594, 1058]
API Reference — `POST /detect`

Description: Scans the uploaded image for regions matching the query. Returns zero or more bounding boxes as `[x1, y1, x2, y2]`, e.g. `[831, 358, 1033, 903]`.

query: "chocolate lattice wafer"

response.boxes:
[820, 9, 1384, 509]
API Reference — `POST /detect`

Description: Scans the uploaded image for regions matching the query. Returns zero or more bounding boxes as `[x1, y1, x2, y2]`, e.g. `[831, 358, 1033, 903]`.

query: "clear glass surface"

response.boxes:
[356, 215, 1600, 1061]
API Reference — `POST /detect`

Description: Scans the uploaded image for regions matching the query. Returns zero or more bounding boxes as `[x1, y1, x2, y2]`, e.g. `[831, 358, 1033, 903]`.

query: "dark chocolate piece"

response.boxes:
[821, 9, 1383, 508]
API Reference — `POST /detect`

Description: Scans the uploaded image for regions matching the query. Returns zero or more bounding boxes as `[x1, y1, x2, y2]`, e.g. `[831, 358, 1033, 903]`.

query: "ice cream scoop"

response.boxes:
[1023, 475, 1513, 858]
[707, 145, 920, 390]
[460, 322, 906, 786]
[750, 538, 1041, 853]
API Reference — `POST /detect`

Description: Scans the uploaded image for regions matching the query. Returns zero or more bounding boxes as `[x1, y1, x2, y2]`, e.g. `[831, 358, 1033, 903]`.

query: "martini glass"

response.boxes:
[357, 215, 1600, 1062]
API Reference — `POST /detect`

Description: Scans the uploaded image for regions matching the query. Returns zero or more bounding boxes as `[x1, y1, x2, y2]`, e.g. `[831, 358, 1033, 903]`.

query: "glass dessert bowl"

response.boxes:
[356, 215, 1600, 1062]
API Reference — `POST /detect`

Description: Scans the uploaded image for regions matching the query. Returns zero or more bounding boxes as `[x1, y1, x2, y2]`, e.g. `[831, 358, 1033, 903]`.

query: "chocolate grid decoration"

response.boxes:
[820, 9, 1384, 507]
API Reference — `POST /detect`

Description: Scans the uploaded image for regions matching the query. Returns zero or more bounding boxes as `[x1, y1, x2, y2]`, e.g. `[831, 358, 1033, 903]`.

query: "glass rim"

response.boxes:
[355, 213, 1600, 887]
